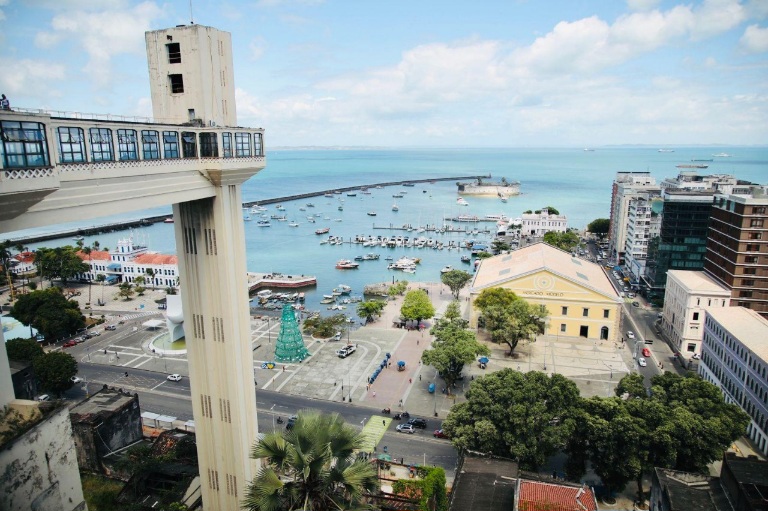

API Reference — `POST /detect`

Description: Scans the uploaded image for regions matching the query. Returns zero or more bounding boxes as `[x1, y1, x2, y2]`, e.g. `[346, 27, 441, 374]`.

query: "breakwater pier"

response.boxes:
[7, 175, 488, 245]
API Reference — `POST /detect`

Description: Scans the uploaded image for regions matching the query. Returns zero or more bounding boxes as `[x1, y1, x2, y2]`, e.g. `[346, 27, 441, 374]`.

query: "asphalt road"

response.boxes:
[68, 362, 459, 473]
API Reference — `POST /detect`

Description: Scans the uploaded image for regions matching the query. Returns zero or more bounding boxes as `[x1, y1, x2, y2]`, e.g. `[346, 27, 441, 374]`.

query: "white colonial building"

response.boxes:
[519, 208, 568, 237]
[623, 192, 662, 284]
[699, 307, 768, 456]
[77, 236, 178, 288]
[661, 270, 731, 356]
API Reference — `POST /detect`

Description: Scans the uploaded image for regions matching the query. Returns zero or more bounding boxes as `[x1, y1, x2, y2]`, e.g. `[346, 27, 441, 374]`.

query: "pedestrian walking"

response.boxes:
[373, 391, 376, 398]
[419, 374, 422, 381]
[382, 420, 386, 426]
[408, 378, 412, 384]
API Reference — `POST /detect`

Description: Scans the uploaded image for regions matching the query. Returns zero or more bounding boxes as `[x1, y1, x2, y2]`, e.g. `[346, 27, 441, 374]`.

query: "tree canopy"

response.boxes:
[34, 245, 89, 286]
[587, 218, 610, 239]
[440, 269, 472, 300]
[5, 338, 44, 362]
[356, 299, 386, 323]
[422, 322, 489, 391]
[542, 230, 580, 252]
[443, 369, 580, 469]
[10, 287, 85, 341]
[34, 351, 78, 395]
[244, 410, 378, 511]
[473, 288, 548, 355]
[400, 289, 435, 322]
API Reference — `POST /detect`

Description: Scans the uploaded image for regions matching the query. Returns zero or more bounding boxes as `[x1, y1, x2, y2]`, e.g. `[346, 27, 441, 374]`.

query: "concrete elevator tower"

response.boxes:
[145, 24, 259, 510]
[146, 24, 237, 127]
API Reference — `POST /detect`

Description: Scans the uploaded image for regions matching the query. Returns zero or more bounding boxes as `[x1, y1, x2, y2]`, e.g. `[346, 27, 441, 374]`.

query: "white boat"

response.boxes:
[392, 202, 399, 211]
[658, 149, 675, 153]
[256, 220, 271, 227]
[713, 152, 732, 157]
[337, 284, 352, 295]
[456, 197, 469, 206]
[73, 235, 84, 241]
[289, 221, 300, 227]
[441, 265, 453, 274]
[256, 290, 273, 300]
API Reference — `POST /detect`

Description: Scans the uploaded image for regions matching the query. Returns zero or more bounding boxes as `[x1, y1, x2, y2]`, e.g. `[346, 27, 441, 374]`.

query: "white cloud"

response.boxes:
[34, 1, 164, 89]
[0, 58, 67, 98]
[627, 0, 661, 12]
[249, 37, 266, 61]
[741, 24, 768, 52]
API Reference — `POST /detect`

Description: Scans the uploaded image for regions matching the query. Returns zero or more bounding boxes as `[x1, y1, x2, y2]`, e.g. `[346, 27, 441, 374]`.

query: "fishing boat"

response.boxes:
[163, 217, 174, 223]
[289, 221, 300, 227]
[335, 259, 360, 269]
[315, 227, 330, 235]
[367, 211, 377, 216]
[73, 235, 84, 241]
[306, 203, 315, 207]
[713, 153, 732, 157]
[363, 253, 380, 260]
[658, 149, 675, 153]
[461, 255, 471, 263]
[256, 220, 271, 227]
[392, 202, 399, 211]
[456, 197, 469, 206]
[393, 193, 404, 198]
[676, 164, 709, 169]
[276, 204, 285, 211]
[336, 284, 352, 295]
[441, 265, 453, 274]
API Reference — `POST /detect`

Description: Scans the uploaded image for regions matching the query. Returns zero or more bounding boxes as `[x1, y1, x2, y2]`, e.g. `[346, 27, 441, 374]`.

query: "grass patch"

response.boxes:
[81, 473, 124, 511]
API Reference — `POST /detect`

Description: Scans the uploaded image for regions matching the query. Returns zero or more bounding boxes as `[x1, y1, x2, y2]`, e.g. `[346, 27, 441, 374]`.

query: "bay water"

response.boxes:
[7, 146, 767, 315]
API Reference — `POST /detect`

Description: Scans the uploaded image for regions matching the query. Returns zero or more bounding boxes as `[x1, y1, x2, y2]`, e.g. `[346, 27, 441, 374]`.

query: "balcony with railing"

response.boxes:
[0, 108, 266, 230]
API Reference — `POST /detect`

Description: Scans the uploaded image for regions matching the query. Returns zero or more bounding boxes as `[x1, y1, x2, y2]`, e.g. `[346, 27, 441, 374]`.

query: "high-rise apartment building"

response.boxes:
[623, 192, 662, 286]
[704, 189, 768, 318]
[609, 172, 659, 264]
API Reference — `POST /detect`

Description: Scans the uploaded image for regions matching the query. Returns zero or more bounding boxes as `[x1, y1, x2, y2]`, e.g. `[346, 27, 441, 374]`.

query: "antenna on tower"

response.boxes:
[189, 0, 194, 24]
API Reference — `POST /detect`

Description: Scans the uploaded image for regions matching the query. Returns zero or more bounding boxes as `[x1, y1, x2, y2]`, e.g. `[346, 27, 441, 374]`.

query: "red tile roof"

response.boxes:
[519, 480, 598, 511]
[133, 253, 178, 265]
[13, 252, 35, 264]
[76, 250, 111, 261]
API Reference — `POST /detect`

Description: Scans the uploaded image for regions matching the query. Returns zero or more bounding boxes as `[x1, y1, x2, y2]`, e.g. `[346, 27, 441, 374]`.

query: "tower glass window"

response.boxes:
[200, 133, 218, 157]
[235, 132, 251, 157]
[1, 121, 49, 168]
[169, 74, 184, 93]
[141, 130, 160, 159]
[89, 128, 114, 161]
[117, 129, 138, 161]
[181, 131, 197, 158]
[166, 42, 181, 64]
[57, 126, 86, 163]
[253, 132, 263, 156]
[163, 131, 179, 158]
[222, 132, 233, 157]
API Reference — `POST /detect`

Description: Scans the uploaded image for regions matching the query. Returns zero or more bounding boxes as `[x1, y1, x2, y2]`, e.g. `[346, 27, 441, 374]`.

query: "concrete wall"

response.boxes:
[0, 403, 86, 511]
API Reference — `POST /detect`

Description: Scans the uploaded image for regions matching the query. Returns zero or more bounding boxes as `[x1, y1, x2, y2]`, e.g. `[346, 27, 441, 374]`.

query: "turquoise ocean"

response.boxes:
[6, 147, 767, 315]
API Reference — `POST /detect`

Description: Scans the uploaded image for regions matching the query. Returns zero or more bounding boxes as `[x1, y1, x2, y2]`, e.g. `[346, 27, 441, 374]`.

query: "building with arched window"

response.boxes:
[469, 243, 622, 342]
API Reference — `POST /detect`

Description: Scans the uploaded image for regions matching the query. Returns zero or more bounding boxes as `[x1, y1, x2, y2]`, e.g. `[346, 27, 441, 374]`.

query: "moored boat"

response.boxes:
[315, 227, 330, 235]
[335, 259, 360, 269]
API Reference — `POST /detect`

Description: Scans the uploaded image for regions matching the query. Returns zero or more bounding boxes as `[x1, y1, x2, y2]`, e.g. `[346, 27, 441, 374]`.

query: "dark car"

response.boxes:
[408, 418, 427, 429]
[286, 415, 298, 430]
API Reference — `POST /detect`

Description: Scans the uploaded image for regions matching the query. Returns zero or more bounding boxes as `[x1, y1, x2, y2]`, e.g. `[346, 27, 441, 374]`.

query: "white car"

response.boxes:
[336, 345, 356, 358]
[167, 374, 183, 382]
[627, 331, 635, 340]
[638, 357, 647, 367]
[70, 376, 82, 384]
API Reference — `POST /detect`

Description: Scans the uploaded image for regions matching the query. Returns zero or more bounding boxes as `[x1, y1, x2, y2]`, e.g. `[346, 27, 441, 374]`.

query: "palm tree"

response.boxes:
[145, 268, 155, 289]
[243, 411, 378, 511]
[81, 245, 93, 307]
[96, 274, 106, 305]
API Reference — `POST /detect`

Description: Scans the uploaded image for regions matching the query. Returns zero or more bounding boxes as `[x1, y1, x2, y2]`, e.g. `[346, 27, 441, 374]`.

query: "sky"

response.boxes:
[1, 0, 767, 147]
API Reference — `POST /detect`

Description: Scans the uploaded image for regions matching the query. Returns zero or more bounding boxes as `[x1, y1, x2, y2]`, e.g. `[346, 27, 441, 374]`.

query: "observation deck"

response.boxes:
[0, 108, 266, 232]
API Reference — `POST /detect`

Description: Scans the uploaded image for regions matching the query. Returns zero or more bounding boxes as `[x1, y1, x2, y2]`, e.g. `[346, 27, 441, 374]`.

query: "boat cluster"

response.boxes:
[343, 234, 483, 251]
[387, 256, 421, 273]
[252, 289, 306, 310]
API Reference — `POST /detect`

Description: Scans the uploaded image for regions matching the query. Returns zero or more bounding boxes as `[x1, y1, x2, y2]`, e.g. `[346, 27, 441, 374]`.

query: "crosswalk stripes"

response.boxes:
[359, 415, 391, 452]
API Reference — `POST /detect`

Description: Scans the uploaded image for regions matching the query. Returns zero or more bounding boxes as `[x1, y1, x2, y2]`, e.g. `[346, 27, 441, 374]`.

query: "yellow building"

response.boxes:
[469, 243, 622, 342]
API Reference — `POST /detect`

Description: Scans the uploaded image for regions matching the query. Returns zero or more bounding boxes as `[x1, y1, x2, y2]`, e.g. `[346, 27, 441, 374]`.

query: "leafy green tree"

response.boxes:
[615, 373, 646, 399]
[443, 370, 580, 470]
[441, 300, 467, 328]
[145, 268, 156, 288]
[133, 276, 146, 296]
[356, 299, 385, 323]
[473, 288, 548, 355]
[96, 274, 106, 304]
[542, 206, 560, 215]
[440, 269, 472, 300]
[475, 251, 493, 259]
[422, 322, 489, 391]
[303, 314, 347, 338]
[10, 287, 85, 341]
[34, 245, 89, 286]
[388, 280, 408, 297]
[243, 411, 378, 511]
[0, 239, 16, 292]
[80, 245, 93, 305]
[118, 282, 135, 301]
[33, 351, 77, 395]
[5, 338, 44, 362]
[587, 218, 610, 239]
[400, 289, 435, 323]
[542, 230, 580, 251]
[491, 239, 510, 254]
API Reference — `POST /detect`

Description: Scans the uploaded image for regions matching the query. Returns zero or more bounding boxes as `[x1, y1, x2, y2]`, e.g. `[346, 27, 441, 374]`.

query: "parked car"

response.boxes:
[627, 331, 635, 340]
[396, 423, 415, 434]
[167, 374, 183, 382]
[408, 418, 428, 429]
[105, 325, 117, 331]
[63, 340, 77, 348]
[74, 337, 86, 344]
[638, 357, 647, 367]
[433, 429, 449, 438]
[632, 301, 640, 307]
[71, 376, 82, 384]
[36, 394, 50, 401]
[286, 415, 298, 430]
[642, 347, 651, 358]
